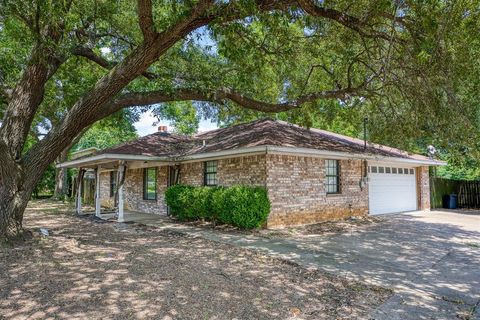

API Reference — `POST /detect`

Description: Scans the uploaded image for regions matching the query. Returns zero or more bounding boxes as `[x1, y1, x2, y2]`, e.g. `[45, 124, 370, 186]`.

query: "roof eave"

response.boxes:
[56, 153, 170, 168]
[177, 145, 446, 166]
[265, 146, 446, 166]
[57, 145, 447, 168]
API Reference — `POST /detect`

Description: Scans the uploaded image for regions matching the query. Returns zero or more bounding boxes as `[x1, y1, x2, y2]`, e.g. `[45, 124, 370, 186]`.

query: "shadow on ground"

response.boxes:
[166, 211, 480, 320]
[0, 200, 391, 320]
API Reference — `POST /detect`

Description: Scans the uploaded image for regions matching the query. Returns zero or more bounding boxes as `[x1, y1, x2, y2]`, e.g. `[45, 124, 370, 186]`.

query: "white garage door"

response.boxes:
[368, 165, 417, 215]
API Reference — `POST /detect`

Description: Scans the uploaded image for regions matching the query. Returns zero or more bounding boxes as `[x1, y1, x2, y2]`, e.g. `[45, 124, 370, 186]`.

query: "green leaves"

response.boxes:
[2, 0, 480, 177]
[151, 101, 199, 135]
[165, 184, 270, 229]
[73, 110, 138, 152]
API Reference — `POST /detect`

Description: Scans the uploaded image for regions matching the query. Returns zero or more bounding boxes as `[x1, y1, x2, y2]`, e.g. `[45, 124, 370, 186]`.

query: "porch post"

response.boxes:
[75, 168, 84, 215]
[117, 163, 126, 222]
[95, 166, 101, 217]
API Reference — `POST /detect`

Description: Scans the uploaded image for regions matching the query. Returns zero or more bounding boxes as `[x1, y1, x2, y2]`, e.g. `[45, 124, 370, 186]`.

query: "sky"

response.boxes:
[134, 111, 218, 136]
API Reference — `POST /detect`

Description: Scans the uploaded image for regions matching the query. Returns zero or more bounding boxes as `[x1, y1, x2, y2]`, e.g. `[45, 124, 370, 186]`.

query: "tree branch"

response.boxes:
[101, 85, 368, 117]
[23, 0, 222, 169]
[296, 0, 404, 42]
[25, 0, 384, 173]
[72, 46, 112, 69]
[0, 42, 64, 160]
[137, 0, 156, 41]
[72, 46, 156, 80]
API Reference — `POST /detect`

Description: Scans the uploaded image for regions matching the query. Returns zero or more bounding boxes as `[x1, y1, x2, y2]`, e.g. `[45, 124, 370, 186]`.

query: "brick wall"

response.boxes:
[179, 154, 267, 187]
[98, 154, 427, 226]
[123, 167, 168, 214]
[417, 166, 430, 210]
[99, 167, 168, 214]
[98, 155, 267, 215]
[217, 155, 266, 186]
[179, 162, 203, 186]
[265, 154, 368, 228]
[99, 172, 114, 208]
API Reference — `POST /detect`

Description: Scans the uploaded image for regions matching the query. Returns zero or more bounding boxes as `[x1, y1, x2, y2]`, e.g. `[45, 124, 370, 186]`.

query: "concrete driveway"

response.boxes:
[161, 210, 480, 319]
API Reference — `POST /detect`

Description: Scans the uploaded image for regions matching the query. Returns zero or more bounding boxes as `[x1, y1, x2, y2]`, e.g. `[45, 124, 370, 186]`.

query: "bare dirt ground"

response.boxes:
[0, 200, 392, 320]
[184, 215, 385, 240]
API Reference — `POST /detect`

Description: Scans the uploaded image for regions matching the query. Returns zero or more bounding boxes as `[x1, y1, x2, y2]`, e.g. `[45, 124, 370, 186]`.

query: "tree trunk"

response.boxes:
[53, 149, 69, 200]
[0, 143, 28, 240]
[0, 1, 280, 241]
[0, 165, 48, 241]
[0, 140, 48, 240]
[0, 183, 31, 241]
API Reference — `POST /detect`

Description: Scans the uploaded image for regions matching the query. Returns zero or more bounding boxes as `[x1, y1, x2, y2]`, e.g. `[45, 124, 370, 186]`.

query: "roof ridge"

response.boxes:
[274, 119, 419, 158]
[194, 118, 274, 138]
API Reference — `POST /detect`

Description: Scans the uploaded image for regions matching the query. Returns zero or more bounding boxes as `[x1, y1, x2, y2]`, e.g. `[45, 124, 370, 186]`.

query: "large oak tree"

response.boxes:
[0, 0, 478, 240]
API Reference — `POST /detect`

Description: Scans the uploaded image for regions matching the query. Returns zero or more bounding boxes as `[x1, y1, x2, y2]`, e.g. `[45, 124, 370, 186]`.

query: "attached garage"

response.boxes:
[368, 164, 418, 215]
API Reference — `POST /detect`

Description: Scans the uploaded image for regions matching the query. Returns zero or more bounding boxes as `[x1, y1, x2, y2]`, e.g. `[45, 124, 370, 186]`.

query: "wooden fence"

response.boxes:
[430, 177, 480, 209]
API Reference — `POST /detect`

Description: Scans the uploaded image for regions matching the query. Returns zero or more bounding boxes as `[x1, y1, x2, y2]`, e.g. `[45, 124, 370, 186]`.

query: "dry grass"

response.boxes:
[0, 200, 392, 319]
[184, 215, 384, 240]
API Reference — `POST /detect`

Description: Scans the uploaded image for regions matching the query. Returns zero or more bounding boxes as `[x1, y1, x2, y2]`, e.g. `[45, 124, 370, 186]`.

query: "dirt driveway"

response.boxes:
[0, 200, 391, 320]
[174, 211, 480, 320]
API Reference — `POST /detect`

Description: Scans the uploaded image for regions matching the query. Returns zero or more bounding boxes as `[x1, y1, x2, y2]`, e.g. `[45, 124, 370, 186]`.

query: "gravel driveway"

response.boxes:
[171, 211, 480, 319]
[0, 200, 391, 320]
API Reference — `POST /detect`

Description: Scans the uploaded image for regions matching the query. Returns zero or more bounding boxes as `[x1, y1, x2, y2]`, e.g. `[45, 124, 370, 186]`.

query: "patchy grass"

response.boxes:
[0, 200, 392, 319]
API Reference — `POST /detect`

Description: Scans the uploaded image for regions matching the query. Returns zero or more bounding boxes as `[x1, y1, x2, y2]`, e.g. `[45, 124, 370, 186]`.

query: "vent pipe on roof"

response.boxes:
[158, 125, 168, 132]
[427, 145, 436, 160]
[363, 117, 368, 151]
[360, 117, 369, 190]
[202, 140, 206, 147]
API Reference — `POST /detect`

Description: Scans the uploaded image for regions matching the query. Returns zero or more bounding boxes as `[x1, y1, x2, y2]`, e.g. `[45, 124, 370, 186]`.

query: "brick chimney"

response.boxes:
[158, 125, 168, 132]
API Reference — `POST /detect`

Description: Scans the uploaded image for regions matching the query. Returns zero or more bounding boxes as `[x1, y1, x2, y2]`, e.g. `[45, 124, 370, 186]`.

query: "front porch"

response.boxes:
[61, 155, 175, 222]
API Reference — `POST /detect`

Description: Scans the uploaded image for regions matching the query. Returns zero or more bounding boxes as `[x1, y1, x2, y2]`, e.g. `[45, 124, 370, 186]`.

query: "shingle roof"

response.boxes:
[98, 118, 429, 160]
[98, 131, 193, 157]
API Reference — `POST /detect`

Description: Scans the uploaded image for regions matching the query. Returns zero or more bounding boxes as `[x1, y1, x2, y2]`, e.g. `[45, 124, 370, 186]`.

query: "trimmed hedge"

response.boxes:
[165, 184, 270, 229]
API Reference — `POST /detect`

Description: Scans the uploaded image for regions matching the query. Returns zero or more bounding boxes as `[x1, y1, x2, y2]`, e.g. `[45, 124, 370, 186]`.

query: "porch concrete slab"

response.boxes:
[100, 211, 168, 223]
[145, 210, 480, 319]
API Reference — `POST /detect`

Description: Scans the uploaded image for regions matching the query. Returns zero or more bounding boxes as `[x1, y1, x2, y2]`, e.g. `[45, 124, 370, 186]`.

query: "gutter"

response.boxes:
[264, 146, 447, 166]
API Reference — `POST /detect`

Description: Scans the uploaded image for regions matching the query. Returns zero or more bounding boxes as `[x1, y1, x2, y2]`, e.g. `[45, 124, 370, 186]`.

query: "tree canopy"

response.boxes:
[73, 110, 139, 151]
[1, 0, 480, 239]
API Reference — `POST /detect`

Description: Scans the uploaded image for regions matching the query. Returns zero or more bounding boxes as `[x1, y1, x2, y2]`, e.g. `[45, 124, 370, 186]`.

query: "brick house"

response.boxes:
[59, 119, 445, 228]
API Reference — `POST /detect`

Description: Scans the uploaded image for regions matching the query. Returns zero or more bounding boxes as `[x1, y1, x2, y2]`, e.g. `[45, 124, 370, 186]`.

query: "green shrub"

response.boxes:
[210, 186, 230, 224]
[186, 186, 214, 220]
[164, 184, 194, 220]
[223, 186, 270, 229]
[165, 185, 216, 221]
[165, 184, 270, 229]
